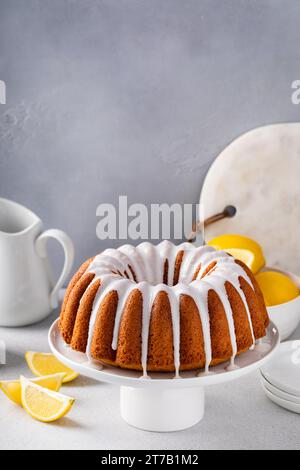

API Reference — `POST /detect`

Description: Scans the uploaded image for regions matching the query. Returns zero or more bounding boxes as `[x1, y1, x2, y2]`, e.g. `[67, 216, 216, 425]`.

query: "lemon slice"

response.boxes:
[21, 376, 74, 422]
[0, 373, 66, 405]
[255, 271, 299, 307]
[207, 234, 265, 274]
[25, 352, 78, 383]
[225, 248, 255, 271]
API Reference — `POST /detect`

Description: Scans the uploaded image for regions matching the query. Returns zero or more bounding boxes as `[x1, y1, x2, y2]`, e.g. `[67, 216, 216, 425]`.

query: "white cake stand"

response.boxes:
[49, 319, 279, 432]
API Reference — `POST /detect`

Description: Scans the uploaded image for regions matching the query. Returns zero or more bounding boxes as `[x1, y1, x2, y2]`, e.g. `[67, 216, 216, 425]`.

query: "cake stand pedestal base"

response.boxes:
[120, 385, 205, 432]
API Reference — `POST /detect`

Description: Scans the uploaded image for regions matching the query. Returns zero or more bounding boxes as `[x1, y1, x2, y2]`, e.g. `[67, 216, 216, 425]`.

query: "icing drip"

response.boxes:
[201, 275, 238, 365]
[177, 282, 211, 374]
[85, 241, 257, 376]
[167, 287, 181, 378]
[140, 281, 151, 378]
[226, 358, 240, 371]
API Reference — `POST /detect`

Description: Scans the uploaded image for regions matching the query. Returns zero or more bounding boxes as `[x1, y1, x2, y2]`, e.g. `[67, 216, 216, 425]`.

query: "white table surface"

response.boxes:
[1, 309, 300, 450]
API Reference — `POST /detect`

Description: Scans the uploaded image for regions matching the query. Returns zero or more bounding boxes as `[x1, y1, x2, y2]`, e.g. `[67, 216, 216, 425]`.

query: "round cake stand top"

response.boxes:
[200, 123, 300, 274]
[49, 320, 279, 431]
[49, 319, 279, 389]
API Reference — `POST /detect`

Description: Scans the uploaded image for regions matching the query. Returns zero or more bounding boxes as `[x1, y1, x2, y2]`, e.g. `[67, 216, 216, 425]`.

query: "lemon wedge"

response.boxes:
[20, 376, 74, 422]
[25, 352, 78, 383]
[207, 234, 265, 274]
[0, 372, 66, 405]
[255, 271, 299, 307]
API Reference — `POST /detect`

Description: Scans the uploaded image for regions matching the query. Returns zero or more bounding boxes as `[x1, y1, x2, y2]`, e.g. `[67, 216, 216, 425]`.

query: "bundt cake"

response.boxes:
[59, 241, 269, 376]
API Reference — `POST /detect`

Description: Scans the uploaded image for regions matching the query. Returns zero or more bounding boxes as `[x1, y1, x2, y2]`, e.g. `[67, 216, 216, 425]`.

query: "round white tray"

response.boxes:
[200, 123, 300, 275]
[49, 319, 279, 431]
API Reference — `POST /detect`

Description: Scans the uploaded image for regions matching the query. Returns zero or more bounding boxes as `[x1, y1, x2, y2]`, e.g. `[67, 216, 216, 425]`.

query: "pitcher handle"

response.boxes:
[36, 229, 74, 309]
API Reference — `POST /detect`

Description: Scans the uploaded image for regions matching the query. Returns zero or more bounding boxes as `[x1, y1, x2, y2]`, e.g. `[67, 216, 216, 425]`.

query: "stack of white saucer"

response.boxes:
[260, 340, 300, 414]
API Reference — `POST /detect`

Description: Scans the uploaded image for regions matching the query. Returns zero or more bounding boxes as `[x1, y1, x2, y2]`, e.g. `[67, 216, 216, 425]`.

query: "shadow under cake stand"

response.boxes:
[49, 319, 279, 432]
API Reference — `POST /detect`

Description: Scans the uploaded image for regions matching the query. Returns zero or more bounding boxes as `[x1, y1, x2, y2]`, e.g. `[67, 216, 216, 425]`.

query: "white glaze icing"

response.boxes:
[85, 240, 257, 376]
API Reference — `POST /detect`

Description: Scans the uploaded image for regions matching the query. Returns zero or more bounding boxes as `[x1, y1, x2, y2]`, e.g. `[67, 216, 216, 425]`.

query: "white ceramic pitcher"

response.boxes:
[0, 198, 74, 326]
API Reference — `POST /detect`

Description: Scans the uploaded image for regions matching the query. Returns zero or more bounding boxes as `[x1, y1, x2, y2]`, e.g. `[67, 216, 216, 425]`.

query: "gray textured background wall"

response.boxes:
[1, 0, 300, 278]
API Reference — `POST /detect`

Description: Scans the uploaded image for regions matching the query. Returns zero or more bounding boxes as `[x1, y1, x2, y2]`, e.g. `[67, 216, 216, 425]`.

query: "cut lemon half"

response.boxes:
[207, 234, 265, 274]
[25, 352, 78, 383]
[225, 248, 255, 271]
[255, 271, 299, 307]
[21, 376, 75, 422]
[0, 372, 66, 405]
